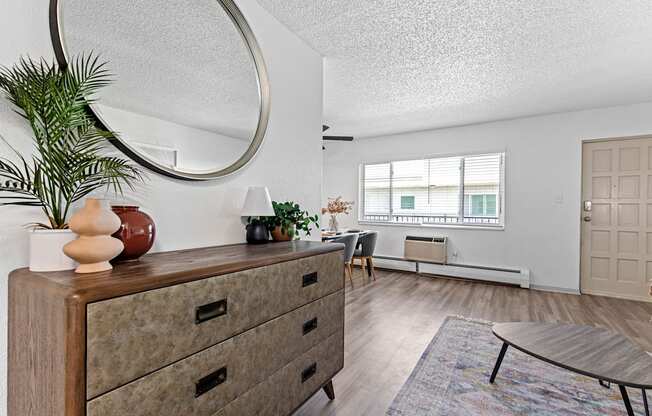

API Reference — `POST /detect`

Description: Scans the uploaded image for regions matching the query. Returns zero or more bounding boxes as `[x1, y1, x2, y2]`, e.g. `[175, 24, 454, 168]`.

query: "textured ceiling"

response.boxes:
[62, 0, 260, 139]
[257, 0, 652, 138]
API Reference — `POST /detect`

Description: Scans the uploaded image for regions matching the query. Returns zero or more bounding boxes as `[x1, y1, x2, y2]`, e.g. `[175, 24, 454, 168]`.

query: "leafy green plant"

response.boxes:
[253, 201, 319, 240]
[0, 54, 143, 229]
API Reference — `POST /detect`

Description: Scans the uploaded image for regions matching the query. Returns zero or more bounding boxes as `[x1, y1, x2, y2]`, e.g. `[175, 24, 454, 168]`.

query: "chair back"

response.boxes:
[358, 231, 378, 257]
[331, 233, 359, 264]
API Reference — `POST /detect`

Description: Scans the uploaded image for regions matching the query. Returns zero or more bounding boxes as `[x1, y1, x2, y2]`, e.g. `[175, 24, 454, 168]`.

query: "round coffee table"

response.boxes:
[490, 322, 652, 416]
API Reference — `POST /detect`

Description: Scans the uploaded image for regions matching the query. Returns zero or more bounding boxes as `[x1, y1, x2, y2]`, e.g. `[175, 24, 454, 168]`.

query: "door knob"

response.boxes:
[583, 216, 591, 222]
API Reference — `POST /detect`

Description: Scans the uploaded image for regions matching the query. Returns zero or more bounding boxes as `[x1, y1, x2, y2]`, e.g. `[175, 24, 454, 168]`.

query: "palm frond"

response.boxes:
[0, 53, 144, 229]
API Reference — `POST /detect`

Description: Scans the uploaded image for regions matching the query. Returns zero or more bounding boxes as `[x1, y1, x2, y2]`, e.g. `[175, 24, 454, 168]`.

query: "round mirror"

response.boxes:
[50, 0, 270, 180]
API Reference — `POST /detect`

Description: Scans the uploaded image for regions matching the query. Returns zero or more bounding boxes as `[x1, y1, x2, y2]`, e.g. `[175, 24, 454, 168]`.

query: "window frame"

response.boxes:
[358, 151, 506, 230]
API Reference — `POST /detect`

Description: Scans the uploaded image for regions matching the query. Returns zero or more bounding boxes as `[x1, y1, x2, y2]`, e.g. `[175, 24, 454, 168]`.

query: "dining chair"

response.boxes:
[330, 233, 359, 288]
[353, 231, 378, 281]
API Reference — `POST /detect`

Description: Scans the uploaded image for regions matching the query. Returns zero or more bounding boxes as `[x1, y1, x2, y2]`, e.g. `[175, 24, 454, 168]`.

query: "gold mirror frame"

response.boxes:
[49, 0, 270, 181]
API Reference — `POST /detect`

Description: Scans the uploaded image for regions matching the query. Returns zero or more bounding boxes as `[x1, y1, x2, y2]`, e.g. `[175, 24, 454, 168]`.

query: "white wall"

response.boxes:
[0, 0, 323, 410]
[324, 102, 652, 292]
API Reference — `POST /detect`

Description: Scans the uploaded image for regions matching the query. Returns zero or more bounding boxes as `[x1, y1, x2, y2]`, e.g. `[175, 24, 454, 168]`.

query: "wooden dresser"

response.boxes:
[8, 241, 345, 416]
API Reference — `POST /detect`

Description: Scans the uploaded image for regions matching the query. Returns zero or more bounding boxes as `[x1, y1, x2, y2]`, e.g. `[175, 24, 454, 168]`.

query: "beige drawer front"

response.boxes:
[215, 329, 345, 416]
[87, 290, 344, 416]
[86, 251, 342, 398]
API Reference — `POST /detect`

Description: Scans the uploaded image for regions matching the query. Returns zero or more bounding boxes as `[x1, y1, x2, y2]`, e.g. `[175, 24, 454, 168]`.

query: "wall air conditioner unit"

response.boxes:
[404, 236, 447, 264]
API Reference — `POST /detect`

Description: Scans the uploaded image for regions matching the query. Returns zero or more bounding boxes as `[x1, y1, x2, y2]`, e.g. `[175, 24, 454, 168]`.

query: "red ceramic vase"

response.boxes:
[111, 206, 156, 262]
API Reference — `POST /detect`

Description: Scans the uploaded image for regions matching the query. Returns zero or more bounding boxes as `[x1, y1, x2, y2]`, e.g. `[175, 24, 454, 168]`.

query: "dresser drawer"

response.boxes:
[86, 251, 342, 398]
[86, 289, 344, 416]
[215, 329, 344, 416]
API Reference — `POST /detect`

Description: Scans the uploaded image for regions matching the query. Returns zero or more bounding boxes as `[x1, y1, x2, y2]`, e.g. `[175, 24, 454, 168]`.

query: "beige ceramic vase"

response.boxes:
[64, 198, 124, 274]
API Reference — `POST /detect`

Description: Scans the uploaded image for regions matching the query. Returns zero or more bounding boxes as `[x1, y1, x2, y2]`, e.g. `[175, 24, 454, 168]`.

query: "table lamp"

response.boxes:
[241, 186, 275, 244]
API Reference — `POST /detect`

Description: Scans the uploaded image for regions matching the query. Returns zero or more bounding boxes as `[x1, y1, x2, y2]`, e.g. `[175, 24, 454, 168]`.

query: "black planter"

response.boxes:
[246, 223, 269, 244]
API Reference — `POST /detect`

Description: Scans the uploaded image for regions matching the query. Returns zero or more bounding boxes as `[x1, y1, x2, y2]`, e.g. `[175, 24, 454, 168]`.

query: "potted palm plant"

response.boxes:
[262, 201, 319, 241]
[0, 54, 143, 271]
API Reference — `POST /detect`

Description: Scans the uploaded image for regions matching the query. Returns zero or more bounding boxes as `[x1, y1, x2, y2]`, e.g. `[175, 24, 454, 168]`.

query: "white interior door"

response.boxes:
[581, 137, 652, 302]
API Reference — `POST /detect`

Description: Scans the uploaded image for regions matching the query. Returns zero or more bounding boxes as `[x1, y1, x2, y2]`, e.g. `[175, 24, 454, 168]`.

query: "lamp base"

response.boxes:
[246, 223, 269, 244]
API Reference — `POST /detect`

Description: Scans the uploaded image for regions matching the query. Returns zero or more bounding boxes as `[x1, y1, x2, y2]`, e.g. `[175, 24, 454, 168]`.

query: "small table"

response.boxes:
[320, 230, 370, 241]
[490, 322, 652, 416]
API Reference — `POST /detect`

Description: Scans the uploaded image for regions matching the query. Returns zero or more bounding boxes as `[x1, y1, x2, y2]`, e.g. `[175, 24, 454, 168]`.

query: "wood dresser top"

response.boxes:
[9, 241, 343, 304]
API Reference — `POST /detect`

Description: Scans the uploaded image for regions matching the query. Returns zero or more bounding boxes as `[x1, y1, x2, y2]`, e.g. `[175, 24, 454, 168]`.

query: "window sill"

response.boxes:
[358, 221, 505, 231]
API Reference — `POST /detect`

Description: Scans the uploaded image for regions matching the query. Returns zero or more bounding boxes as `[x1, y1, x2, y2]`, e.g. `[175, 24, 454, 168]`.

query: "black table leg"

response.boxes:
[619, 385, 635, 416]
[489, 342, 509, 383]
[643, 389, 649, 416]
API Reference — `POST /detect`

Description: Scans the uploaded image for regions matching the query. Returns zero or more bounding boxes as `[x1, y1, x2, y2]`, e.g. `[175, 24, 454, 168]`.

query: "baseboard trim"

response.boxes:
[370, 260, 651, 299]
[581, 289, 652, 303]
[410, 271, 521, 288]
[530, 284, 581, 295]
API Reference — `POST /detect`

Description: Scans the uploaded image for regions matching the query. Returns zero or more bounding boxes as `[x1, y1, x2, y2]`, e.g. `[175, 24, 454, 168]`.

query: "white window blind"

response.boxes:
[425, 156, 462, 223]
[463, 154, 502, 223]
[362, 163, 391, 221]
[360, 153, 504, 226]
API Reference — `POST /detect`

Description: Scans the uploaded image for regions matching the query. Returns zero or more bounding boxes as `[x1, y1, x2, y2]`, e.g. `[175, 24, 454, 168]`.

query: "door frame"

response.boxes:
[579, 134, 652, 302]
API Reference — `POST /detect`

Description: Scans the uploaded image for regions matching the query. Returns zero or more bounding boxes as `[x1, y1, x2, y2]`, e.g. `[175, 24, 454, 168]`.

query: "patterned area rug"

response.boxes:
[387, 316, 647, 415]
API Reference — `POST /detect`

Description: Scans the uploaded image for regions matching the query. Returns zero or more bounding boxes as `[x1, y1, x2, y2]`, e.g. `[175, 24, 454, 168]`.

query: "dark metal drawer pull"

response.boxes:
[195, 366, 227, 398]
[195, 299, 227, 324]
[303, 317, 318, 335]
[301, 362, 317, 383]
[302, 272, 318, 287]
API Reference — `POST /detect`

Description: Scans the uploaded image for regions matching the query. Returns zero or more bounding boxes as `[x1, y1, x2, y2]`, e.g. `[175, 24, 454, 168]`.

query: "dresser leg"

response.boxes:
[323, 380, 335, 400]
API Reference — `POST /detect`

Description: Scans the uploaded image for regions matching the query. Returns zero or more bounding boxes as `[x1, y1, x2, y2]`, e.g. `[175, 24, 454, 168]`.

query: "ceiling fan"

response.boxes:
[322, 125, 354, 149]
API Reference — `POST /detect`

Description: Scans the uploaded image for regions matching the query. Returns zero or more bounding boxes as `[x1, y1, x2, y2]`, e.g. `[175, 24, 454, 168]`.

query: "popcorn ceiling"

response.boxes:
[256, 0, 652, 138]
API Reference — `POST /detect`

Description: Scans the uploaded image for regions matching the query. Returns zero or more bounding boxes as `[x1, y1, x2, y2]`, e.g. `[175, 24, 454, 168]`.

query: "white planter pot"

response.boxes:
[29, 229, 78, 272]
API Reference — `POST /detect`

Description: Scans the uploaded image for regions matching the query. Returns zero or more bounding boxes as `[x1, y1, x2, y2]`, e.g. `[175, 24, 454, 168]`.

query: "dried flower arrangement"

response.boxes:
[322, 197, 354, 232]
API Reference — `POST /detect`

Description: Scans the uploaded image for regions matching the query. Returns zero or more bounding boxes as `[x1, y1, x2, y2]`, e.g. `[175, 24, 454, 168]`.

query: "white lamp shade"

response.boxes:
[241, 186, 274, 217]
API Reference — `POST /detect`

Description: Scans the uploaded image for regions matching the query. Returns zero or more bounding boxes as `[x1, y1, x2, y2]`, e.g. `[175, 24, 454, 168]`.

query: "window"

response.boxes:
[401, 196, 415, 209]
[360, 152, 504, 226]
[464, 194, 497, 216]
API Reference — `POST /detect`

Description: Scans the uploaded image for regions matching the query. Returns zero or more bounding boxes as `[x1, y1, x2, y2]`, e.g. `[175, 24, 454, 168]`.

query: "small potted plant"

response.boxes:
[264, 201, 319, 241]
[0, 54, 143, 271]
[322, 197, 354, 232]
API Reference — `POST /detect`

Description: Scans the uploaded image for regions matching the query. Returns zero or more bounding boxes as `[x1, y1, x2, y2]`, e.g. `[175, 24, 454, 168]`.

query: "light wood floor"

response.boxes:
[295, 269, 652, 416]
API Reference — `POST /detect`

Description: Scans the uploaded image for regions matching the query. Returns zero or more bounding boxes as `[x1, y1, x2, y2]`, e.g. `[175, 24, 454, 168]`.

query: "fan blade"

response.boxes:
[323, 135, 354, 141]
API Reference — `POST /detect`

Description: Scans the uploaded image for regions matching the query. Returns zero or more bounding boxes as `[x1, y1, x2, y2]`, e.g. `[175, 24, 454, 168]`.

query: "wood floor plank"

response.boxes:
[294, 270, 652, 416]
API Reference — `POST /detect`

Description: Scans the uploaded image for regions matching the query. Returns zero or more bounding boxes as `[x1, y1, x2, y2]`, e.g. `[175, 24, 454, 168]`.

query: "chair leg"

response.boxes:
[367, 257, 377, 281]
[348, 263, 354, 288]
[344, 263, 353, 289]
[360, 257, 366, 281]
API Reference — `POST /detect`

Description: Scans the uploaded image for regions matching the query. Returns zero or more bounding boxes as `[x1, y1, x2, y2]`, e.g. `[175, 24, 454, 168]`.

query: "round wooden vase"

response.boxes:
[63, 198, 124, 274]
[111, 205, 156, 261]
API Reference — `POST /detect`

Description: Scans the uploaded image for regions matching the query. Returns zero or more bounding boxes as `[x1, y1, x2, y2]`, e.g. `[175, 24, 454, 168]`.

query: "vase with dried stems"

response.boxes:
[0, 54, 144, 271]
[322, 197, 354, 233]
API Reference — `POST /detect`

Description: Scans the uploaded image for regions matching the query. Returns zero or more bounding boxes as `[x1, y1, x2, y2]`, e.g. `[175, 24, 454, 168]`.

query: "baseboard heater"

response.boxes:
[374, 254, 531, 289]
